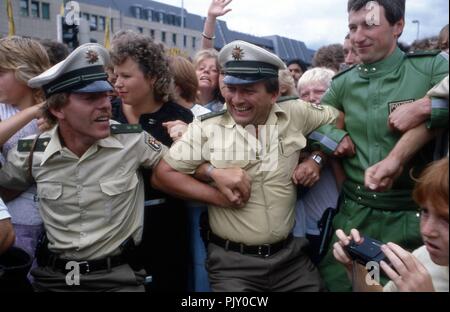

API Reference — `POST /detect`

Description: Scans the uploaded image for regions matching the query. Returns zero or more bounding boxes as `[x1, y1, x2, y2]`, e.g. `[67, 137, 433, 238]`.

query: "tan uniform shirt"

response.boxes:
[0, 122, 166, 260]
[165, 100, 339, 245]
[428, 75, 449, 99]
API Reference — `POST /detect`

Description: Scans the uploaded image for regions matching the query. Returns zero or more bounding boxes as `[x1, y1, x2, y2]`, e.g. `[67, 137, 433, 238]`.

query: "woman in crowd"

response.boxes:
[333, 158, 449, 292]
[110, 30, 193, 292]
[0, 36, 50, 260]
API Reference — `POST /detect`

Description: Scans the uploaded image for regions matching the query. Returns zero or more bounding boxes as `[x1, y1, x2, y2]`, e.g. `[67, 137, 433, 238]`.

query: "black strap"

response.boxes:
[27, 134, 42, 180]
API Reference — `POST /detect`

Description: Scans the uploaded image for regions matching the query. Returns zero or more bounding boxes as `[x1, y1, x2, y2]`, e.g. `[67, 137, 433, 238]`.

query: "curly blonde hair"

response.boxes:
[0, 36, 50, 104]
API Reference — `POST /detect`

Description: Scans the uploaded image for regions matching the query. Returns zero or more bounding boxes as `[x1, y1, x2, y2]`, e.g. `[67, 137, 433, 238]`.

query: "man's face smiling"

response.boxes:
[348, 5, 404, 64]
[225, 81, 278, 127]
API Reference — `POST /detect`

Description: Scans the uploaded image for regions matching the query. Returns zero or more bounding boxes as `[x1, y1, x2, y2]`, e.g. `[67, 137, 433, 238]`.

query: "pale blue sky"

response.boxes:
[156, 0, 449, 49]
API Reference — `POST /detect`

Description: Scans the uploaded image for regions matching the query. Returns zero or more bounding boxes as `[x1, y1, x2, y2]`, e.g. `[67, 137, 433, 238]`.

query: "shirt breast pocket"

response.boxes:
[100, 173, 139, 197]
[210, 148, 250, 169]
[37, 182, 63, 200]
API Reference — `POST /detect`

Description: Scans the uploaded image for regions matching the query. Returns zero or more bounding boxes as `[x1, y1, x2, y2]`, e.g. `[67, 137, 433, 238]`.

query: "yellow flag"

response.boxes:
[6, 0, 15, 37]
[104, 15, 111, 49]
[60, 1, 65, 16]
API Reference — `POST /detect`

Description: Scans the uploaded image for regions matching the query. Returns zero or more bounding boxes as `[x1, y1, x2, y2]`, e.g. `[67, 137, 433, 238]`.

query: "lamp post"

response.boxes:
[412, 20, 420, 40]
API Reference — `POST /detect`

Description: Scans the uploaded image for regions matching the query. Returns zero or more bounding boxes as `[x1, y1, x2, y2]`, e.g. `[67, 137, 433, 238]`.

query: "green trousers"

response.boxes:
[318, 196, 422, 292]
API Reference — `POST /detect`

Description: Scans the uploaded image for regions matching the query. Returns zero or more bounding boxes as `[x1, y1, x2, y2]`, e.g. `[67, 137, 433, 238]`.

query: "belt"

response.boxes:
[48, 254, 125, 275]
[207, 231, 293, 257]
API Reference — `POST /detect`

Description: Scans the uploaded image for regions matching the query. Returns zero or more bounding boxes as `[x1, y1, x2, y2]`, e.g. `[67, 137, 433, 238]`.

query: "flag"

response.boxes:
[6, 0, 15, 37]
[104, 7, 112, 49]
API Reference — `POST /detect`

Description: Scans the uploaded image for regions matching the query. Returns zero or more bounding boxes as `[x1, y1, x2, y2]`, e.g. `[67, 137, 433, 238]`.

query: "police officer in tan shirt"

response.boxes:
[152, 40, 345, 291]
[0, 43, 166, 292]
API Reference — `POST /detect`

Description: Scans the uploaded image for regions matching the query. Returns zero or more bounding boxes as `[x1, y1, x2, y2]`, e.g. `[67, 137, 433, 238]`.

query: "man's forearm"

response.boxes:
[152, 160, 226, 207]
[389, 124, 441, 163]
[0, 219, 15, 254]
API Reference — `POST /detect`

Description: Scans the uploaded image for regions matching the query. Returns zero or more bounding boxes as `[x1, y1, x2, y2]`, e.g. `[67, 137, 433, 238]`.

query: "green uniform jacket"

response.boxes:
[311, 48, 448, 210]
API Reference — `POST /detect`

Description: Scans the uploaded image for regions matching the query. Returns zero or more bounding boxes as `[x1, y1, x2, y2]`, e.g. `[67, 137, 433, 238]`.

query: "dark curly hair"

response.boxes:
[110, 30, 173, 103]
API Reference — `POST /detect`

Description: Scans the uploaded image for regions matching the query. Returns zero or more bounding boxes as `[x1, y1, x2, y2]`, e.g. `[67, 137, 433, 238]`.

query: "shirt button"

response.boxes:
[373, 194, 377, 199]
[357, 186, 361, 190]
[358, 197, 362, 201]
[372, 68, 377, 72]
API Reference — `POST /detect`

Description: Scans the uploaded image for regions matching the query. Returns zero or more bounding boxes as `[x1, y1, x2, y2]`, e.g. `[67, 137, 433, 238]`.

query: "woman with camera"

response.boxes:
[333, 158, 449, 292]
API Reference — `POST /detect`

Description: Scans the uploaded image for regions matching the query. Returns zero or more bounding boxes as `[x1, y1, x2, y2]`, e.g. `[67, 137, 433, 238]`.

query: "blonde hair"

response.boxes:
[169, 56, 199, 103]
[278, 69, 298, 96]
[193, 49, 220, 70]
[297, 67, 335, 92]
[0, 36, 50, 104]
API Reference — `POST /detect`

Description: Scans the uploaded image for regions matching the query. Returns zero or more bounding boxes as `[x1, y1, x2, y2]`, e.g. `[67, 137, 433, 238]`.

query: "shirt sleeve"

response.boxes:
[164, 119, 205, 174]
[427, 56, 449, 129]
[0, 197, 11, 220]
[0, 144, 34, 191]
[136, 131, 168, 169]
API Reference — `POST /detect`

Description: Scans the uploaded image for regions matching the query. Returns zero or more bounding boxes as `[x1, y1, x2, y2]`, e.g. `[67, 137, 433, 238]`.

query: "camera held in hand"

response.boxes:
[345, 236, 390, 265]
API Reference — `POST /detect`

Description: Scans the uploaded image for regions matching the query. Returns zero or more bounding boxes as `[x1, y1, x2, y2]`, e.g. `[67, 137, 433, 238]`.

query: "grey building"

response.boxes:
[0, 0, 313, 62]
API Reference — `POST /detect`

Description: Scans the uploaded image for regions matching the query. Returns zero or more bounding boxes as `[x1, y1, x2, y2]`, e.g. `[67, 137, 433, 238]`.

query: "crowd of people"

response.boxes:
[0, 0, 448, 292]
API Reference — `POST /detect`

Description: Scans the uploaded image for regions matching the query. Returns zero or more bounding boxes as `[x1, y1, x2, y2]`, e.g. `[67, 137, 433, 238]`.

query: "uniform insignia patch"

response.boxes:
[388, 99, 415, 114]
[232, 46, 245, 61]
[199, 109, 227, 121]
[145, 134, 162, 152]
[17, 138, 51, 152]
[110, 124, 143, 134]
[85, 49, 99, 64]
[311, 103, 324, 111]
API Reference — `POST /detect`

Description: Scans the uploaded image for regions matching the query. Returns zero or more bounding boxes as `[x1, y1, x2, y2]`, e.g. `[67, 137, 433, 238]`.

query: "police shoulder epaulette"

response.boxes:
[17, 137, 51, 153]
[277, 95, 299, 104]
[406, 50, 441, 58]
[332, 65, 356, 80]
[200, 109, 227, 121]
[110, 124, 143, 134]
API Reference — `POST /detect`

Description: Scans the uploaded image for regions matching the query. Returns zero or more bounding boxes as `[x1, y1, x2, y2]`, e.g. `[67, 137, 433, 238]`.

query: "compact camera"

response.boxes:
[345, 236, 390, 265]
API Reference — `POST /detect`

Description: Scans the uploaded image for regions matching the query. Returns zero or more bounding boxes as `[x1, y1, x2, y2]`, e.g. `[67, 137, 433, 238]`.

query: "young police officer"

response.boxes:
[0, 43, 166, 291]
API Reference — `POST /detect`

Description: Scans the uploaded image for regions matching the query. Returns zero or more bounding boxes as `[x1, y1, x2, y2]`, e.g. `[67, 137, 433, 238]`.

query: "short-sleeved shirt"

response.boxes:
[0, 197, 10, 220]
[165, 100, 339, 245]
[0, 122, 166, 260]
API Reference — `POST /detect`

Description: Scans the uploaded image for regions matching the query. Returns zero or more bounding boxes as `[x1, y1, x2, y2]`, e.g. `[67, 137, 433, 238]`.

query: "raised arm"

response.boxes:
[201, 0, 232, 49]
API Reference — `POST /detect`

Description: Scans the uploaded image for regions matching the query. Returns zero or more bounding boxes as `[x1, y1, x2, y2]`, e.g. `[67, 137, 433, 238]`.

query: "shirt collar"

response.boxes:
[357, 47, 404, 78]
[41, 125, 124, 165]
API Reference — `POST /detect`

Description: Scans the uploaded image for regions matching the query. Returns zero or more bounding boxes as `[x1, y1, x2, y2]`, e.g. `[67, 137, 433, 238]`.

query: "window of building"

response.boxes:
[192, 36, 197, 49]
[146, 9, 152, 22]
[98, 16, 105, 31]
[82, 13, 90, 21]
[31, 1, 40, 18]
[137, 27, 144, 34]
[20, 0, 29, 17]
[150, 29, 155, 39]
[183, 35, 187, 48]
[161, 31, 166, 43]
[90, 15, 98, 31]
[152, 10, 160, 22]
[132, 6, 142, 19]
[41, 2, 50, 20]
[172, 33, 177, 46]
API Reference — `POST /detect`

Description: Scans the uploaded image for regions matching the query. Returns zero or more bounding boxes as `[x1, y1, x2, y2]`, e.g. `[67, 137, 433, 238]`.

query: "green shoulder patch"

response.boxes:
[407, 50, 441, 57]
[277, 95, 299, 104]
[332, 64, 356, 80]
[200, 109, 227, 121]
[110, 124, 143, 134]
[17, 137, 51, 152]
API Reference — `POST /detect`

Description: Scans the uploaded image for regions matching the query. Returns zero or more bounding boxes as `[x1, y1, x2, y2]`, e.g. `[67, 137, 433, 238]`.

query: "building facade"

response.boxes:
[1, 0, 313, 62]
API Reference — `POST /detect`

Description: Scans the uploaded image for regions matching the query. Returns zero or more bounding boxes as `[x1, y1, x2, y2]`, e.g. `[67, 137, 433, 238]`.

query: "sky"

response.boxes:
[154, 0, 449, 49]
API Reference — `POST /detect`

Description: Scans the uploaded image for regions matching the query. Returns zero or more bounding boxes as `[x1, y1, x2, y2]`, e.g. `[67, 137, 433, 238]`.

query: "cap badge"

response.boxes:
[232, 46, 245, 61]
[85, 50, 99, 64]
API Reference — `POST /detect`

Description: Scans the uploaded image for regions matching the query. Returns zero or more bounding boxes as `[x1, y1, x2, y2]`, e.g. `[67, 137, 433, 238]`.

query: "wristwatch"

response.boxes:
[311, 154, 324, 168]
